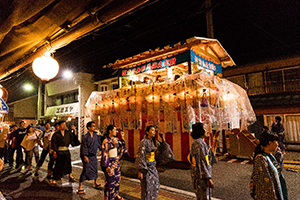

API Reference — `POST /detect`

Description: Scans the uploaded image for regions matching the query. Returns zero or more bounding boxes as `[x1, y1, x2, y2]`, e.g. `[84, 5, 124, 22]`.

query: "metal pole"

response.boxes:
[37, 80, 42, 121]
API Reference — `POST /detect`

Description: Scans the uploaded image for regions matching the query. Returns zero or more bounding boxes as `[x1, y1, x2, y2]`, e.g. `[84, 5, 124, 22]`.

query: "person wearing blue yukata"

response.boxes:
[135, 125, 175, 200]
[250, 130, 288, 200]
[77, 121, 102, 194]
[189, 122, 216, 200]
[101, 125, 129, 200]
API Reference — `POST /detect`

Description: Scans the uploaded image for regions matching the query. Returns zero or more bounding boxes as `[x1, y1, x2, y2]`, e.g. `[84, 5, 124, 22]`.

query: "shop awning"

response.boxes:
[44, 102, 79, 117]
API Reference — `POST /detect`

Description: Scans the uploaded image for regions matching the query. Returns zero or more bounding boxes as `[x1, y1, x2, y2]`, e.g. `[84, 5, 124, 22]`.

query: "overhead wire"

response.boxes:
[60, 0, 206, 65]
[228, 5, 300, 55]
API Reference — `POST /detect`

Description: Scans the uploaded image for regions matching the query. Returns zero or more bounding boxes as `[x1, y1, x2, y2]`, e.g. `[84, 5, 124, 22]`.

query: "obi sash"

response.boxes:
[146, 152, 155, 162]
[108, 148, 118, 158]
[58, 146, 69, 151]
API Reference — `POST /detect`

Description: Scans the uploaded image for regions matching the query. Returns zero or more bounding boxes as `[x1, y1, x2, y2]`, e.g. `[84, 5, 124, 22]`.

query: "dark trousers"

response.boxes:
[4, 144, 9, 163]
[37, 148, 49, 167]
[278, 134, 285, 152]
[0, 148, 4, 160]
[48, 152, 55, 171]
[16, 145, 24, 166]
[9, 147, 16, 166]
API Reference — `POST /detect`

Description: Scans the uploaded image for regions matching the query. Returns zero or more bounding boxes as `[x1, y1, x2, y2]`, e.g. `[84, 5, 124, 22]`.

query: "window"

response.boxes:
[284, 68, 300, 92]
[111, 82, 119, 90]
[266, 70, 283, 93]
[226, 75, 246, 89]
[56, 96, 62, 106]
[94, 84, 98, 91]
[63, 95, 68, 104]
[100, 85, 108, 92]
[247, 72, 264, 95]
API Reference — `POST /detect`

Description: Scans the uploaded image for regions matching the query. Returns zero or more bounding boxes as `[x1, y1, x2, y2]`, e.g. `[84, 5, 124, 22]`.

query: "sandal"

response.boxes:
[93, 183, 101, 189]
[50, 182, 57, 187]
[115, 195, 123, 200]
[69, 177, 76, 182]
[77, 189, 85, 194]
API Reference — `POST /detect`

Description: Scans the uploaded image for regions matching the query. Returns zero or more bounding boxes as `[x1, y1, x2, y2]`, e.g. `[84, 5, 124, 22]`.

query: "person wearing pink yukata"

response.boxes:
[101, 125, 129, 200]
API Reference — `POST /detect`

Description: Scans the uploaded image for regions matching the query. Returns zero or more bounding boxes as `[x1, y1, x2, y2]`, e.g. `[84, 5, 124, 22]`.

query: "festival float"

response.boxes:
[85, 37, 257, 161]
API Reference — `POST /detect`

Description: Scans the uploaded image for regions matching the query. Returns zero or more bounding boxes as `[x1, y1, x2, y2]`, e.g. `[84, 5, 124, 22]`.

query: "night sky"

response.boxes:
[2, 0, 300, 103]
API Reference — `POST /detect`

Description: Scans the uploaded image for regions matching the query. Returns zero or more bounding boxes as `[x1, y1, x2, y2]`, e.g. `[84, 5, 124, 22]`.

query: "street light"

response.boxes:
[63, 70, 73, 79]
[23, 83, 33, 91]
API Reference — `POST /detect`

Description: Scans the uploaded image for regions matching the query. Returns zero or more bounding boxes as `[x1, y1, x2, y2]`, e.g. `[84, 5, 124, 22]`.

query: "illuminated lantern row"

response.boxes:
[86, 72, 256, 133]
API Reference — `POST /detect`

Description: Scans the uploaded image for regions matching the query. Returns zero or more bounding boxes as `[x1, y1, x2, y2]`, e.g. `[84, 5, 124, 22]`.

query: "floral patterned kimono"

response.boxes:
[189, 138, 217, 200]
[250, 151, 288, 200]
[101, 136, 128, 200]
[135, 136, 175, 200]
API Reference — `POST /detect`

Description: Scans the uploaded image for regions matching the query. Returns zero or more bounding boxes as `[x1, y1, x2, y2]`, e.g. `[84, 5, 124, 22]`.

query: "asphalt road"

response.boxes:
[1, 147, 300, 200]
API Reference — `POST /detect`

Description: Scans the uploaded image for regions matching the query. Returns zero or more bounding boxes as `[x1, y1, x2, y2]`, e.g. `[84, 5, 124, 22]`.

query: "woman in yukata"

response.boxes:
[135, 125, 175, 200]
[101, 125, 129, 200]
[189, 122, 216, 200]
[250, 130, 288, 200]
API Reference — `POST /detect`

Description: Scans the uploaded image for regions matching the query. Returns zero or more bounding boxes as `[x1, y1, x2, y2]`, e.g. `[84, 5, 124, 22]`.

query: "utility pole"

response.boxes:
[205, 0, 214, 38]
[37, 79, 44, 122]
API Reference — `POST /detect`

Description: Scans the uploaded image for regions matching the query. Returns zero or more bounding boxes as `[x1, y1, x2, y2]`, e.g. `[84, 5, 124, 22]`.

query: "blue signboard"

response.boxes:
[0, 98, 8, 114]
[118, 49, 223, 77]
[118, 51, 190, 77]
[190, 50, 222, 74]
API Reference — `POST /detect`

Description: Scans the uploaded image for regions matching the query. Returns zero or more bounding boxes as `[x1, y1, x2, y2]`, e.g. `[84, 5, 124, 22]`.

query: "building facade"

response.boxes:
[7, 95, 38, 126]
[42, 72, 94, 140]
[223, 56, 300, 145]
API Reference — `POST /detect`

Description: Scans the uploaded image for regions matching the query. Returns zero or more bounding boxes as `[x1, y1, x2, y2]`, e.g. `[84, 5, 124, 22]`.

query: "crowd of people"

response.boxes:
[0, 120, 176, 199]
[0, 115, 289, 199]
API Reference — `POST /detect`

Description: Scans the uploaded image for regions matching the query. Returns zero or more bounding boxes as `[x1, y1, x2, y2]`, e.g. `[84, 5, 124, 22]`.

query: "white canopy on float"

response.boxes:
[86, 72, 256, 133]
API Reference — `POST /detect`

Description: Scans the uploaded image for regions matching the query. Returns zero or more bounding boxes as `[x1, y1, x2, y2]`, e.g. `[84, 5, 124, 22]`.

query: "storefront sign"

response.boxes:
[190, 50, 222, 74]
[118, 50, 223, 77]
[45, 103, 79, 117]
[56, 105, 74, 114]
[118, 51, 189, 77]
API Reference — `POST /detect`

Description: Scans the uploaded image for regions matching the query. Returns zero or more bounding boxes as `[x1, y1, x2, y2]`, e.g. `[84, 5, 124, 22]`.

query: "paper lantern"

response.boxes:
[119, 98, 127, 106]
[0, 85, 8, 102]
[177, 90, 193, 101]
[162, 93, 176, 103]
[129, 95, 144, 105]
[146, 93, 160, 103]
[32, 54, 59, 81]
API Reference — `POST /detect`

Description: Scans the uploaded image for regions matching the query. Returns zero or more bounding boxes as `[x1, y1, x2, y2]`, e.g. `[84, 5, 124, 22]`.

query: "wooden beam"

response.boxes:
[0, 0, 150, 80]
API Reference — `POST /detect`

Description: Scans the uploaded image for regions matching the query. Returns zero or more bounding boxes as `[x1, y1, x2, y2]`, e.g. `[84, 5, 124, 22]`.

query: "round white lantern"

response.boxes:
[0, 88, 3, 99]
[32, 55, 59, 81]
